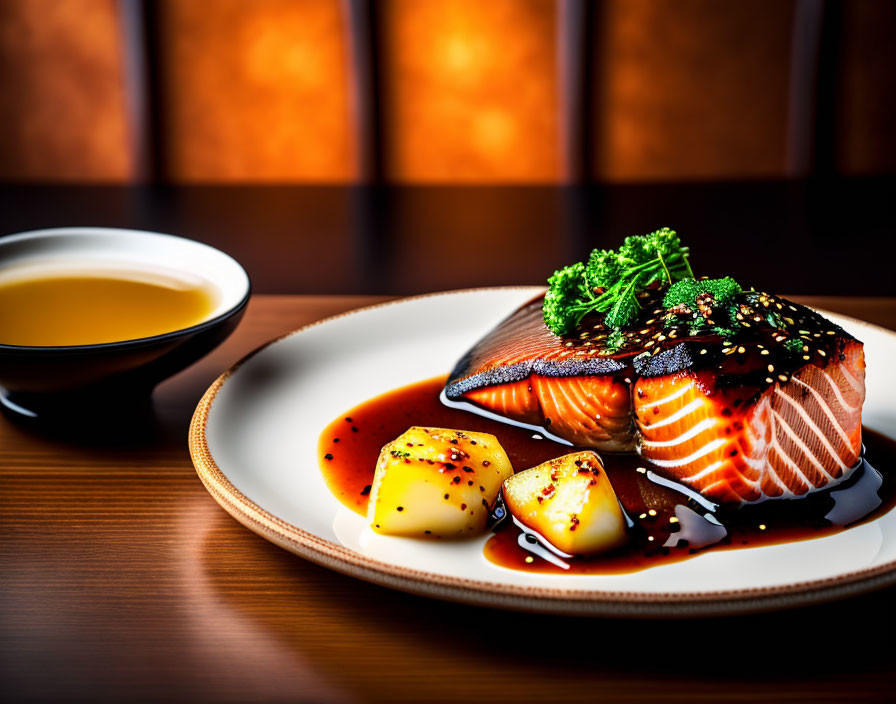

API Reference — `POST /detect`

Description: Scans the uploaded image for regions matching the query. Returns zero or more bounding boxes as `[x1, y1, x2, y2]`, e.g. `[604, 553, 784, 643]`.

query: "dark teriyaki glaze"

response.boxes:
[318, 376, 895, 575]
[318, 376, 564, 514]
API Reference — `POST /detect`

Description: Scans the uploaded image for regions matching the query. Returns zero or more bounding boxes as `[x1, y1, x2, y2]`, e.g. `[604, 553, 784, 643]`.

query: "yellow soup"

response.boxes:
[0, 270, 218, 346]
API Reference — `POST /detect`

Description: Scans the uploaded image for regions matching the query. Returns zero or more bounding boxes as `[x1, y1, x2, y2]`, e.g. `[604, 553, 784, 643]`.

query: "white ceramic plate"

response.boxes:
[190, 288, 896, 617]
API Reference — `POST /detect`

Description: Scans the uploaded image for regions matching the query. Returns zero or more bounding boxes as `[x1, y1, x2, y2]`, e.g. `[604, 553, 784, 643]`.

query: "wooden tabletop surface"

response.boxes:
[2, 294, 895, 703]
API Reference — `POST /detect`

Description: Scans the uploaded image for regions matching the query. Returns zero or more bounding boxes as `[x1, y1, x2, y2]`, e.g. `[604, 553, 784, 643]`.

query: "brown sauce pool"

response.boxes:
[319, 376, 896, 575]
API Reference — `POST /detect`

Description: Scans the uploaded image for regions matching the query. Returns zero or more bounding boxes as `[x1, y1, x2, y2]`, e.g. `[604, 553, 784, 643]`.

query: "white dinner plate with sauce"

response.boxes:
[189, 288, 896, 617]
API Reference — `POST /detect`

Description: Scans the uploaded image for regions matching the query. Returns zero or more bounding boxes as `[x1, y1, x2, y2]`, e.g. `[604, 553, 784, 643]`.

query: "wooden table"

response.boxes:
[2, 294, 895, 703]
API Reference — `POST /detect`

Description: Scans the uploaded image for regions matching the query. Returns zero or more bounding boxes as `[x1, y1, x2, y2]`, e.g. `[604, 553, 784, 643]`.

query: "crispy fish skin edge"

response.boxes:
[445, 296, 858, 394]
[443, 356, 629, 399]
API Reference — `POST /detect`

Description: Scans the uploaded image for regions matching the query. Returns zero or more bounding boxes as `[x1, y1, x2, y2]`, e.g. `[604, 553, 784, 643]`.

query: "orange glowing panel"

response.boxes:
[379, 0, 562, 183]
[591, 0, 793, 181]
[0, 0, 134, 182]
[155, 0, 358, 182]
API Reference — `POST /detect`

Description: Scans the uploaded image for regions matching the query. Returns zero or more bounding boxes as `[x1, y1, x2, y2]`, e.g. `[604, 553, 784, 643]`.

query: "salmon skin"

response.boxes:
[443, 291, 865, 504]
[443, 297, 636, 452]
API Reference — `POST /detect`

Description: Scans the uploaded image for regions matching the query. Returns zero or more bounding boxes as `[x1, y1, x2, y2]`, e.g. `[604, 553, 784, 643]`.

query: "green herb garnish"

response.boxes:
[784, 338, 804, 353]
[661, 277, 744, 335]
[663, 277, 742, 312]
[542, 228, 694, 337]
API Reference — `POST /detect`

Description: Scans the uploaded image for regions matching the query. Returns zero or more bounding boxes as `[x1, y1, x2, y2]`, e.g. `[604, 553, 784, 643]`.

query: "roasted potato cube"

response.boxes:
[367, 427, 513, 538]
[503, 451, 627, 555]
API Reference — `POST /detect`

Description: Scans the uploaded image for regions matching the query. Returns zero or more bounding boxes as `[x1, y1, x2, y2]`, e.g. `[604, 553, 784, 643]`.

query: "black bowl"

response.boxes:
[0, 227, 250, 422]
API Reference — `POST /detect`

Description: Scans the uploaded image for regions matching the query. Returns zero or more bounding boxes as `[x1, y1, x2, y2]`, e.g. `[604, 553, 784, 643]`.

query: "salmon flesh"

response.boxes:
[443, 293, 865, 504]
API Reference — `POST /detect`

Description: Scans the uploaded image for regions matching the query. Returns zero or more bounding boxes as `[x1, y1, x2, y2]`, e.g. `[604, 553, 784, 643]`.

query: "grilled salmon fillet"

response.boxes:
[444, 292, 865, 504]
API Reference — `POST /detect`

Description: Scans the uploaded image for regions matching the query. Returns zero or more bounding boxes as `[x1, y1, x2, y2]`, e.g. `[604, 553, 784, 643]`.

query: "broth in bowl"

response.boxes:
[0, 265, 218, 347]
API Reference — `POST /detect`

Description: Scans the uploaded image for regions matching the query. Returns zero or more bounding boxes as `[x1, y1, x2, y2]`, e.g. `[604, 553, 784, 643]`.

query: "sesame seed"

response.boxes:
[648, 509, 657, 516]
[778, 374, 788, 382]
[636, 467, 647, 473]
[766, 377, 774, 383]
[525, 556, 534, 564]
[760, 350, 770, 355]
[767, 364, 775, 372]
[699, 349, 708, 355]
[639, 513, 647, 519]
[818, 349, 826, 356]
[826, 330, 836, 335]
[648, 536, 655, 542]
[803, 355, 811, 360]
[669, 517, 679, 524]
[759, 524, 767, 530]
[737, 346, 746, 354]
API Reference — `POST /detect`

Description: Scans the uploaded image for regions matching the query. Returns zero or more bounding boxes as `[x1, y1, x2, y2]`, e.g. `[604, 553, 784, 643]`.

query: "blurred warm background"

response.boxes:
[2, 0, 894, 185]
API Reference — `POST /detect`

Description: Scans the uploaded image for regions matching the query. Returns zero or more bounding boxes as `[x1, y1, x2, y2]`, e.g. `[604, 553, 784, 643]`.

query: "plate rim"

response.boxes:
[189, 286, 896, 618]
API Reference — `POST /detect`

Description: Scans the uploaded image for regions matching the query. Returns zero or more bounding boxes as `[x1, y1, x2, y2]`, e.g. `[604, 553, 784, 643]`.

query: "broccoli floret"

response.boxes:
[645, 227, 685, 257]
[663, 277, 742, 311]
[584, 248, 621, 291]
[543, 227, 694, 339]
[543, 262, 588, 336]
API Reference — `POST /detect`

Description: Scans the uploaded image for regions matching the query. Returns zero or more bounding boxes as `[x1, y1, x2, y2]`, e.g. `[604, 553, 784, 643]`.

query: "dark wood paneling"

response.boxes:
[0, 0, 135, 182]
[834, 0, 896, 175]
[2, 182, 895, 296]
